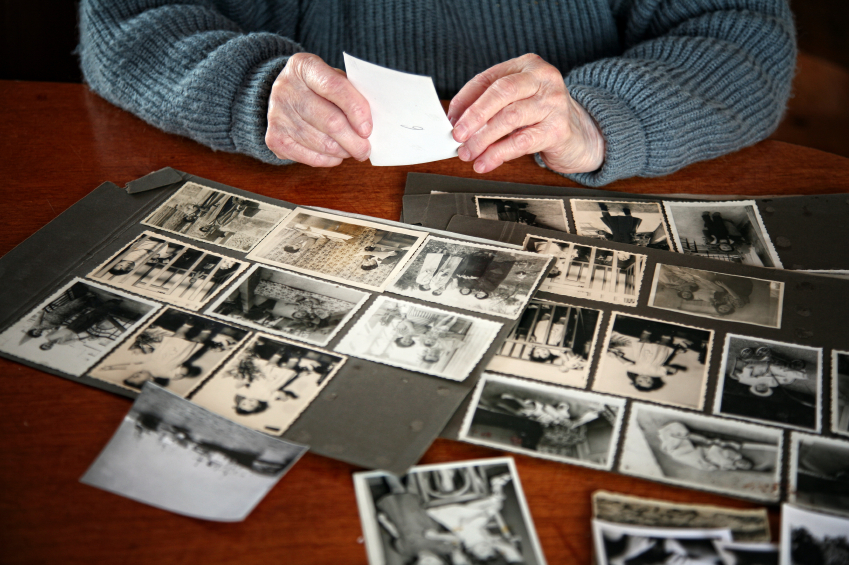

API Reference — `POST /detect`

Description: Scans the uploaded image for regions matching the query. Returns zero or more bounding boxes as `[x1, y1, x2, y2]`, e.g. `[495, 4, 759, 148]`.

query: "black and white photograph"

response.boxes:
[663, 201, 782, 268]
[833, 350, 849, 437]
[595, 313, 714, 411]
[571, 199, 671, 250]
[780, 504, 849, 565]
[475, 196, 570, 232]
[524, 235, 645, 307]
[714, 335, 822, 431]
[189, 334, 346, 435]
[592, 520, 732, 565]
[592, 491, 772, 542]
[789, 433, 849, 517]
[388, 237, 551, 319]
[714, 541, 778, 565]
[141, 182, 291, 252]
[648, 264, 784, 329]
[460, 373, 625, 470]
[487, 299, 602, 388]
[334, 296, 502, 381]
[88, 308, 250, 396]
[204, 264, 369, 347]
[619, 403, 783, 502]
[353, 457, 546, 565]
[0, 278, 160, 376]
[247, 208, 427, 292]
[80, 384, 307, 522]
[88, 232, 249, 310]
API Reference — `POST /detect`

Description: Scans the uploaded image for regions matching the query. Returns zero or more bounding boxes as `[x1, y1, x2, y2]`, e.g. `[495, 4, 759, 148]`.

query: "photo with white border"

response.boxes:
[833, 350, 849, 437]
[475, 195, 570, 232]
[592, 520, 731, 565]
[788, 432, 849, 517]
[780, 504, 849, 565]
[571, 199, 672, 250]
[713, 541, 778, 565]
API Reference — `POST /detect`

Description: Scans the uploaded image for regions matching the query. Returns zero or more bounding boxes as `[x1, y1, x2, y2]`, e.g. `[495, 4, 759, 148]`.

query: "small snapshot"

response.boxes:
[789, 433, 849, 517]
[0, 278, 160, 376]
[663, 201, 782, 268]
[713, 541, 778, 565]
[388, 236, 551, 319]
[592, 520, 731, 565]
[475, 196, 570, 232]
[205, 264, 370, 347]
[571, 199, 671, 250]
[81, 384, 306, 522]
[715, 335, 822, 432]
[88, 232, 248, 310]
[619, 403, 783, 502]
[247, 207, 427, 292]
[353, 457, 546, 565]
[834, 350, 849, 437]
[189, 334, 346, 436]
[334, 296, 502, 381]
[648, 264, 784, 328]
[780, 504, 849, 565]
[486, 299, 602, 388]
[460, 373, 625, 470]
[87, 308, 249, 396]
[141, 182, 290, 252]
[524, 235, 646, 306]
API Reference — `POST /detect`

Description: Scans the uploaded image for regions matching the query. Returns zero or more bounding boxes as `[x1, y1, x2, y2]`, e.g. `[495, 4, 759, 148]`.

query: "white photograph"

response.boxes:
[834, 350, 849, 437]
[205, 264, 369, 347]
[388, 237, 551, 319]
[619, 403, 783, 502]
[81, 384, 307, 521]
[460, 373, 625, 470]
[780, 504, 849, 565]
[592, 520, 732, 565]
[789, 433, 849, 517]
[571, 199, 671, 250]
[714, 541, 778, 565]
[334, 296, 502, 382]
[0, 278, 160, 376]
[353, 457, 546, 565]
[475, 196, 570, 232]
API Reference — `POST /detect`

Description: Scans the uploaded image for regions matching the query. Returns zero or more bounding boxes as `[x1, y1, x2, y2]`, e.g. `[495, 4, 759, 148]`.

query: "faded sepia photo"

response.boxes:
[247, 208, 426, 291]
[648, 264, 784, 328]
[593, 521, 731, 565]
[334, 296, 502, 381]
[780, 504, 849, 565]
[0, 278, 160, 376]
[834, 350, 849, 437]
[487, 299, 602, 388]
[571, 199, 671, 250]
[189, 334, 346, 435]
[789, 433, 849, 517]
[205, 264, 369, 346]
[475, 196, 570, 232]
[141, 182, 290, 252]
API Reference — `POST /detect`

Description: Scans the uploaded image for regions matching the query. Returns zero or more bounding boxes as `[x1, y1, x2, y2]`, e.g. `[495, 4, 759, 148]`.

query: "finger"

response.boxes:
[298, 55, 373, 138]
[471, 123, 553, 174]
[446, 55, 532, 126]
[296, 94, 371, 161]
[265, 122, 344, 167]
[287, 113, 353, 160]
[458, 97, 546, 162]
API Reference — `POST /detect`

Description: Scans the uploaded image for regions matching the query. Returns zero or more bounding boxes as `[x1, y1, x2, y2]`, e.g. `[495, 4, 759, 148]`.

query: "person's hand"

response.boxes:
[447, 54, 605, 175]
[266, 53, 372, 166]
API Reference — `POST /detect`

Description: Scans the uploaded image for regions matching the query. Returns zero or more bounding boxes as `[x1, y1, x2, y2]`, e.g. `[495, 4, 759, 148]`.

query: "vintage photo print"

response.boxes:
[0, 278, 161, 376]
[663, 201, 782, 268]
[648, 264, 784, 329]
[334, 296, 502, 382]
[595, 313, 714, 411]
[247, 207, 427, 292]
[353, 457, 546, 565]
[188, 334, 346, 436]
[81, 384, 307, 521]
[524, 235, 646, 307]
[619, 403, 783, 502]
[87, 308, 250, 396]
[780, 504, 849, 565]
[714, 541, 778, 565]
[141, 182, 290, 252]
[388, 237, 551, 319]
[571, 199, 671, 250]
[592, 491, 772, 542]
[204, 264, 369, 347]
[487, 299, 602, 388]
[593, 520, 732, 565]
[460, 373, 626, 470]
[475, 195, 570, 232]
[88, 232, 249, 310]
[789, 433, 849, 517]
[833, 350, 849, 437]
[715, 335, 822, 432]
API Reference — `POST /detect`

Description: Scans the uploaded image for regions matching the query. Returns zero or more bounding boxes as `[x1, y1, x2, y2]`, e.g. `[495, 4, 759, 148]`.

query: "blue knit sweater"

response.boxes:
[78, 0, 796, 187]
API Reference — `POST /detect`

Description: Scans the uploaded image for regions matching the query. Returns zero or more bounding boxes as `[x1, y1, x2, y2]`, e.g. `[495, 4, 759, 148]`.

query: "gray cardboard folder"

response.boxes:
[0, 171, 524, 475]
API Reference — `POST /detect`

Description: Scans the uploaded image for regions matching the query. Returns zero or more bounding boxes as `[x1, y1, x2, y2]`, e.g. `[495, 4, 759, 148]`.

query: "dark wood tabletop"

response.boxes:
[2, 80, 848, 565]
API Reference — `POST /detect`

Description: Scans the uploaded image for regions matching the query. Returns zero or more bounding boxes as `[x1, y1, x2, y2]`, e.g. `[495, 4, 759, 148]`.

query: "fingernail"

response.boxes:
[360, 122, 372, 137]
[474, 160, 486, 173]
[453, 123, 467, 142]
[458, 146, 470, 161]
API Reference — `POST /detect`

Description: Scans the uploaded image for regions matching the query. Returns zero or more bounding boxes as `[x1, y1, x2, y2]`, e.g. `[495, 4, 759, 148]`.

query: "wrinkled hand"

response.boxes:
[447, 54, 605, 175]
[266, 53, 372, 166]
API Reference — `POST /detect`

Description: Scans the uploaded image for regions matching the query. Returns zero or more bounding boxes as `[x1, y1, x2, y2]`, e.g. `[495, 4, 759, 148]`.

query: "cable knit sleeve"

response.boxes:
[79, 0, 302, 164]
[557, 0, 796, 187]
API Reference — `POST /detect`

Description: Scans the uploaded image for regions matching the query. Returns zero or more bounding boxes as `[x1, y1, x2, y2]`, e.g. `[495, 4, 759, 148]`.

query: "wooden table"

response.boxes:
[2, 80, 848, 565]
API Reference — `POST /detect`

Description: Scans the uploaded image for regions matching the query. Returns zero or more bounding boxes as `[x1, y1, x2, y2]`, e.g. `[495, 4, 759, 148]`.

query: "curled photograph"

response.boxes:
[475, 196, 570, 232]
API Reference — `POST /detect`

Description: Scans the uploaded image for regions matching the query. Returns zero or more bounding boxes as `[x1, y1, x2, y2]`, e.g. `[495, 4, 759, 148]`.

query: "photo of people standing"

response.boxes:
[572, 200, 671, 250]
